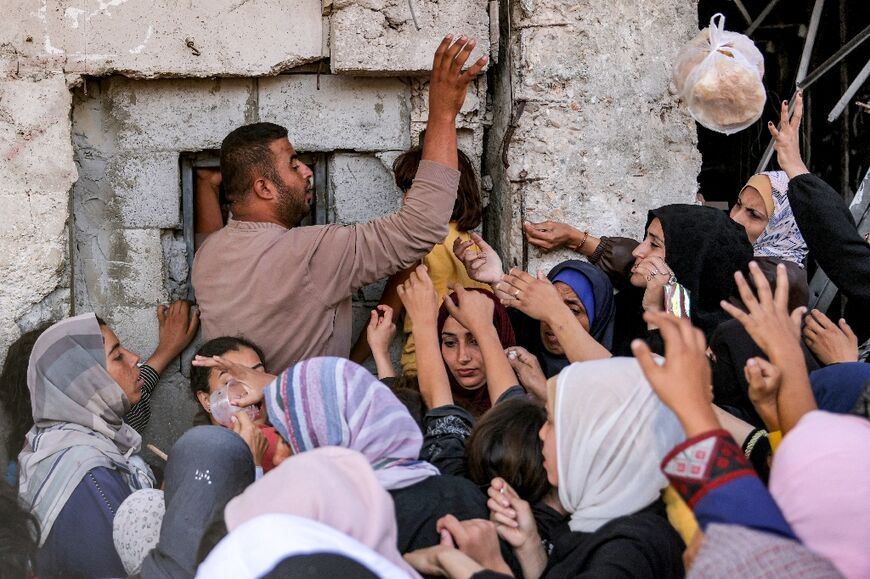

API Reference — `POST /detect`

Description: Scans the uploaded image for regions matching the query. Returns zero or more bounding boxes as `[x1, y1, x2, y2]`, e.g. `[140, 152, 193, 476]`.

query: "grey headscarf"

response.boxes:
[17, 313, 154, 545]
[140, 425, 255, 579]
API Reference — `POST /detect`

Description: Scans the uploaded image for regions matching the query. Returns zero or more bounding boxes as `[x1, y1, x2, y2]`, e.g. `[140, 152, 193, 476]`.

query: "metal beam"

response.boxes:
[731, 0, 753, 26]
[796, 0, 825, 84]
[745, 0, 781, 35]
[828, 57, 870, 122]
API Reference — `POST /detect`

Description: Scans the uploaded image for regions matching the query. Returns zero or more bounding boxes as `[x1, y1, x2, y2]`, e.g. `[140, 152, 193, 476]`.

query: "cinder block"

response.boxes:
[106, 77, 253, 153]
[106, 305, 160, 363]
[110, 153, 181, 229]
[106, 229, 167, 305]
[12, 0, 322, 78]
[328, 153, 403, 225]
[258, 75, 410, 152]
[330, 0, 490, 74]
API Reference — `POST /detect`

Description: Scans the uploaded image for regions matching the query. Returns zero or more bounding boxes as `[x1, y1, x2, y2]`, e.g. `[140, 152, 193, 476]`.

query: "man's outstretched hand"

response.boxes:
[423, 35, 488, 170]
[429, 35, 488, 123]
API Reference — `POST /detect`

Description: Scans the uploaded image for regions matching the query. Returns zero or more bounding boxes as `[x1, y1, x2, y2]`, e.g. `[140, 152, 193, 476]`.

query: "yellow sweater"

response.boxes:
[400, 222, 489, 373]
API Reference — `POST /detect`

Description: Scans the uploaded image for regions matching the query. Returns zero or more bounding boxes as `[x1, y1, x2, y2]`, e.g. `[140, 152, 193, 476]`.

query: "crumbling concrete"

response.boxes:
[6, 0, 323, 78]
[329, 0, 491, 74]
[0, 0, 703, 474]
[487, 1, 702, 273]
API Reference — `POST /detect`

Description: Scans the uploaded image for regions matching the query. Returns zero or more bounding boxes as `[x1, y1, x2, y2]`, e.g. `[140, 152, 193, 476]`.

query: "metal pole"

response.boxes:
[828, 57, 870, 122]
[745, 0, 781, 35]
[731, 0, 753, 26]
[796, 0, 825, 83]
[797, 22, 870, 89]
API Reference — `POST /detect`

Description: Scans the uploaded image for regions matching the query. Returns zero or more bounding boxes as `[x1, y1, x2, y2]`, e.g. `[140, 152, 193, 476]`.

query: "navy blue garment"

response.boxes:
[511, 260, 616, 377]
[811, 362, 870, 415]
[36, 466, 131, 579]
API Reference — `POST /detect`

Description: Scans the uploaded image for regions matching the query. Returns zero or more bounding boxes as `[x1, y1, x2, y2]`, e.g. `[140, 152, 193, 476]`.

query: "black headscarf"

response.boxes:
[512, 260, 616, 377]
[647, 205, 752, 334]
[140, 426, 254, 578]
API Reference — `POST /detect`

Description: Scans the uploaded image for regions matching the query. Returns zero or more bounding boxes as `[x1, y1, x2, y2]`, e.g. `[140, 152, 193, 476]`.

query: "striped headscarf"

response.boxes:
[750, 170, 808, 267]
[18, 314, 154, 545]
[264, 357, 439, 490]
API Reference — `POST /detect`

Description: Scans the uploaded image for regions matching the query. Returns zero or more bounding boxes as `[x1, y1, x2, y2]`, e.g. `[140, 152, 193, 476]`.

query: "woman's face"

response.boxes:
[730, 186, 769, 243]
[100, 325, 143, 405]
[441, 316, 486, 391]
[539, 376, 559, 487]
[197, 346, 267, 424]
[630, 218, 667, 288]
[540, 282, 591, 355]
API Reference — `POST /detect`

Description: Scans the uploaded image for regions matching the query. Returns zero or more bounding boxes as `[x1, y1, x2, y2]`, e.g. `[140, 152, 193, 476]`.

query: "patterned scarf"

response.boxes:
[264, 357, 439, 490]
[750, 171, 808, 267]
[17, 314, 154, 545]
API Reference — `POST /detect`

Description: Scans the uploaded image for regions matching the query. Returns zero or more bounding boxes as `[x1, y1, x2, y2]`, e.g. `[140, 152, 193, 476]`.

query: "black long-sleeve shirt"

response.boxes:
[787, 173, 870, 340]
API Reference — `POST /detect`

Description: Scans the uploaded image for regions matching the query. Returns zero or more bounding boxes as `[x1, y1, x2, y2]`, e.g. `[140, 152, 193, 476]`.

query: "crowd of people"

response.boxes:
[1, 32, 869, 579]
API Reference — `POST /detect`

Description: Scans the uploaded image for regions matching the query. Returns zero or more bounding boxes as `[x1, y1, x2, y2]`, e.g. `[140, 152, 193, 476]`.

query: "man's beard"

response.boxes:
[275, 180, 310, 228]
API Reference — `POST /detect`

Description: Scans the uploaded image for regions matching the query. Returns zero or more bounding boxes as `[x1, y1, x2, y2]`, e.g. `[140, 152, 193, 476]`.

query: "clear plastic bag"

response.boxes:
[672, 13, 766, 135]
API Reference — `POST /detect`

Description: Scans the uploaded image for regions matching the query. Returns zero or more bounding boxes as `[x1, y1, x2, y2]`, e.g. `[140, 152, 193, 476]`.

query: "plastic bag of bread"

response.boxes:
[672, 13, 766, 135]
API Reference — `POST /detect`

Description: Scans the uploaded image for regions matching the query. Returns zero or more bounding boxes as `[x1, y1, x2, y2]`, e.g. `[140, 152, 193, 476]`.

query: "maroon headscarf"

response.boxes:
[437, 288, 516, 416]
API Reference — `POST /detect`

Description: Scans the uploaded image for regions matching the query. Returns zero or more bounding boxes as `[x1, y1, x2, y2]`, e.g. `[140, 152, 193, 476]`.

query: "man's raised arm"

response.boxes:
[309, 36, 489, 302]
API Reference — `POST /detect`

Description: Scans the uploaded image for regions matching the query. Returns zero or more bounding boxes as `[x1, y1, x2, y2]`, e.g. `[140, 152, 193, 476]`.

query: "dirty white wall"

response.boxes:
[0, 0, 700, 472]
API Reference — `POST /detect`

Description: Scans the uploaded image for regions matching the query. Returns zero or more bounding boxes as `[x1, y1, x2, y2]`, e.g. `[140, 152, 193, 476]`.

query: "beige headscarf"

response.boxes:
[550, 357, 685, 532]
[225, 446, 420, 578]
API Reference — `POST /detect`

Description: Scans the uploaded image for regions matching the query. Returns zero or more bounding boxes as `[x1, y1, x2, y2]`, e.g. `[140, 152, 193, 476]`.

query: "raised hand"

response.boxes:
[366, 305, 397, 379]
[192, 354, 275, 408]
[487, 478, 548, 579]
[429, 36, 488, 123]
[720, 261, 815, 433]
[767, 92, 809, 179]
[443, 285, 496, 337]
[148, 300, 200, 373]
[523, 220, 581, 252]
[506, 347, 547, 401]
[496, 269, 565, 322]
[745, 357, 782, 432]
[632, 311, 717, 437]
[802, 309, 859, 364]
[453, 233, 503, 285]
[720, 262, 804, 360]
[397, 264, 439, 327]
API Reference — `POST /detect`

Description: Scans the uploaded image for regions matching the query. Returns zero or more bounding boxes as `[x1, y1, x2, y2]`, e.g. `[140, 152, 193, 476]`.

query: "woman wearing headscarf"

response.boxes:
[17, 313, 155, 578]
[436, 287, 517, 416]
[139, 425, 255, 578]
[214, 446, 418, 578]
[472, 358, 686, 578]
[770, 411, 870, 579]
[509, 260, 615, 377]
[262, 357, 490, 553]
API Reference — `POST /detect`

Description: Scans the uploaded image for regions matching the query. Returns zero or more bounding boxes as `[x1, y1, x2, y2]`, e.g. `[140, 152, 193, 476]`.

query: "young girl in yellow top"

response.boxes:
[350, 147, 489, 373]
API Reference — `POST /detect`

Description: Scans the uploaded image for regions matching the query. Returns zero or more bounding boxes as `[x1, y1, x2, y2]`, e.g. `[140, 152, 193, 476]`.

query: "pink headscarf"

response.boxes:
[224, 447, 420, 578]
[770, 411, 870, 579]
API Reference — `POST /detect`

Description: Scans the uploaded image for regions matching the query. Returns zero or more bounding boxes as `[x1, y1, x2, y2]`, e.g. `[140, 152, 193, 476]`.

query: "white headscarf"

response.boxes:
[196, 514, 414, 579]
[751, 170, 808, 267]
[553, 357, 685, 532]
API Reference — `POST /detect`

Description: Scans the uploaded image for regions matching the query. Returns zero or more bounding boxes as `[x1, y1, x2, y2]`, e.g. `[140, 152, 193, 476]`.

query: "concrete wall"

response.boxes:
[0, 0, 701, 471]
[486, 1, 702, 272]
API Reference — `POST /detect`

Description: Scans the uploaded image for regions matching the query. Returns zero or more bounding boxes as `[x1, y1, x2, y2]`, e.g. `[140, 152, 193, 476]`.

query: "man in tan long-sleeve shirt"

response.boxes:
[192, 36, 488, 373]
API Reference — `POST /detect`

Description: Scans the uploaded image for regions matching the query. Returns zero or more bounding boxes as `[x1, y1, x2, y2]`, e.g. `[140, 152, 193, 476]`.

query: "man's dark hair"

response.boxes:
[189, 336, 266, 399]
[0, 324, 50, 458]
[393, 148, 482, 231]
[466, 397, 552, 503]
[0, 481, 39, 578]
[220, 123, 288, 203]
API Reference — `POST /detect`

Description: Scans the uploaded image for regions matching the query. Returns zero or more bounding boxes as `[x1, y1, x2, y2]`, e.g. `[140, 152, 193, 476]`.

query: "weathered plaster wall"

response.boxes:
[0, 0, 703, 472]
[488, 1, 702, 272]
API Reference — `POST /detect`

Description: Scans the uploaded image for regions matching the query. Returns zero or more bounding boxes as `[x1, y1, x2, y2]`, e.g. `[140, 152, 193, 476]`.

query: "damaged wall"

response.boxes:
[487, 1, 702, 272]
[1, 0, 701, 471]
